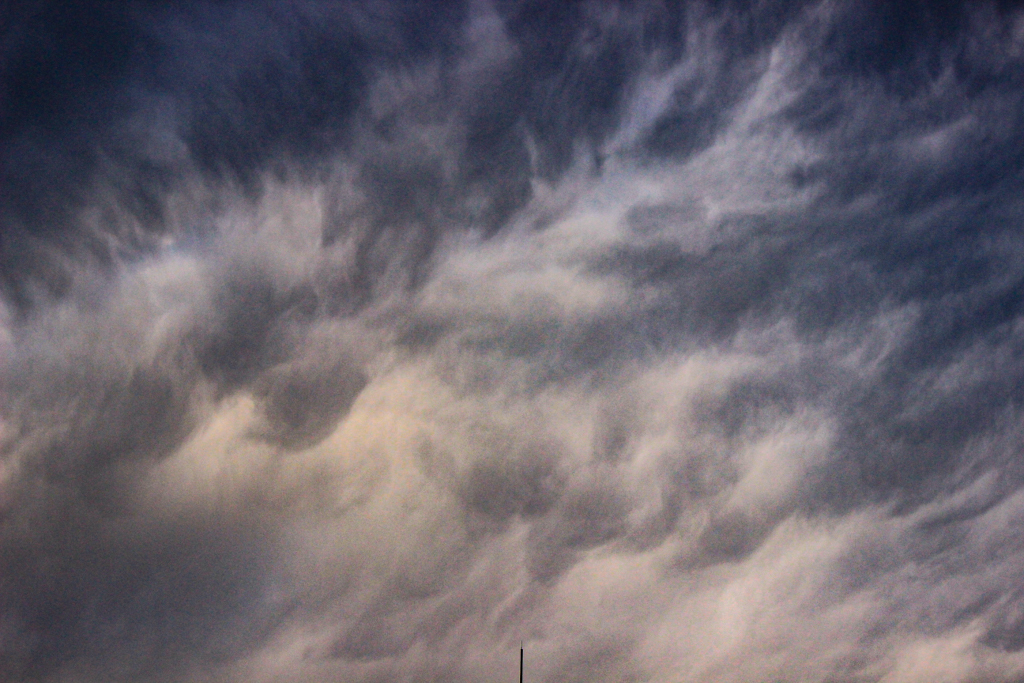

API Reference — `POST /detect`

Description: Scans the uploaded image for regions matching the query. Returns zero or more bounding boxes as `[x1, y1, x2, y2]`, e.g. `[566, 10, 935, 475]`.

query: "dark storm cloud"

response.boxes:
[4, 1, 1024, 682]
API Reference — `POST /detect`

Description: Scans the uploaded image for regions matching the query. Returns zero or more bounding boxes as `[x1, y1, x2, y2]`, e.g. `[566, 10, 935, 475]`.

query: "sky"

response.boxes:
[2, 1, 1024, 682]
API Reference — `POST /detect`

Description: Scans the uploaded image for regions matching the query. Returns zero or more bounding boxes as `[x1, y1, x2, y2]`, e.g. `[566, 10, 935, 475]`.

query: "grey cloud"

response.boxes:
[251, 348, 367, 450]
[0, 498, 285, 682]
[4, 1, 1024, 682]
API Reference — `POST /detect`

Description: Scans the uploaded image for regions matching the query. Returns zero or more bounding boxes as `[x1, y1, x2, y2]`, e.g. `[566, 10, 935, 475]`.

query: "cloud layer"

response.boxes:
[3, 2, 1024, 682]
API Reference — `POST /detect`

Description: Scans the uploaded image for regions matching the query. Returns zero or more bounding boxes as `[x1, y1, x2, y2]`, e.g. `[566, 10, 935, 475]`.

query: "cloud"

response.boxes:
[3, 1, 1024, 682]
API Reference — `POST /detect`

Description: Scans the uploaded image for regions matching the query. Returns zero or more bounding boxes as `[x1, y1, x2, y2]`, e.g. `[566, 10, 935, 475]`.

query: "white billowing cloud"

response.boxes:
[75, 175, 848, 683]
[5, 108, 995, 683]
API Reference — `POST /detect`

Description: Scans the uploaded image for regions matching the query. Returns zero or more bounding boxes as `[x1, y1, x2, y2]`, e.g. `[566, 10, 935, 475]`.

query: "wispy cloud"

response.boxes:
[3, 2, 1024, 682]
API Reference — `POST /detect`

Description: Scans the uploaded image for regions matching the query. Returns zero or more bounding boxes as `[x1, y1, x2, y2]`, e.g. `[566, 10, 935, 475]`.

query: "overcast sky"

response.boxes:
[3, 2, 1024, 682]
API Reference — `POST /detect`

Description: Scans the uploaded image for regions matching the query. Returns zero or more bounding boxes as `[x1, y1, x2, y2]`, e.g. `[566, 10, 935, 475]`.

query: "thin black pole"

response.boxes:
[520, 643, 523, 683]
